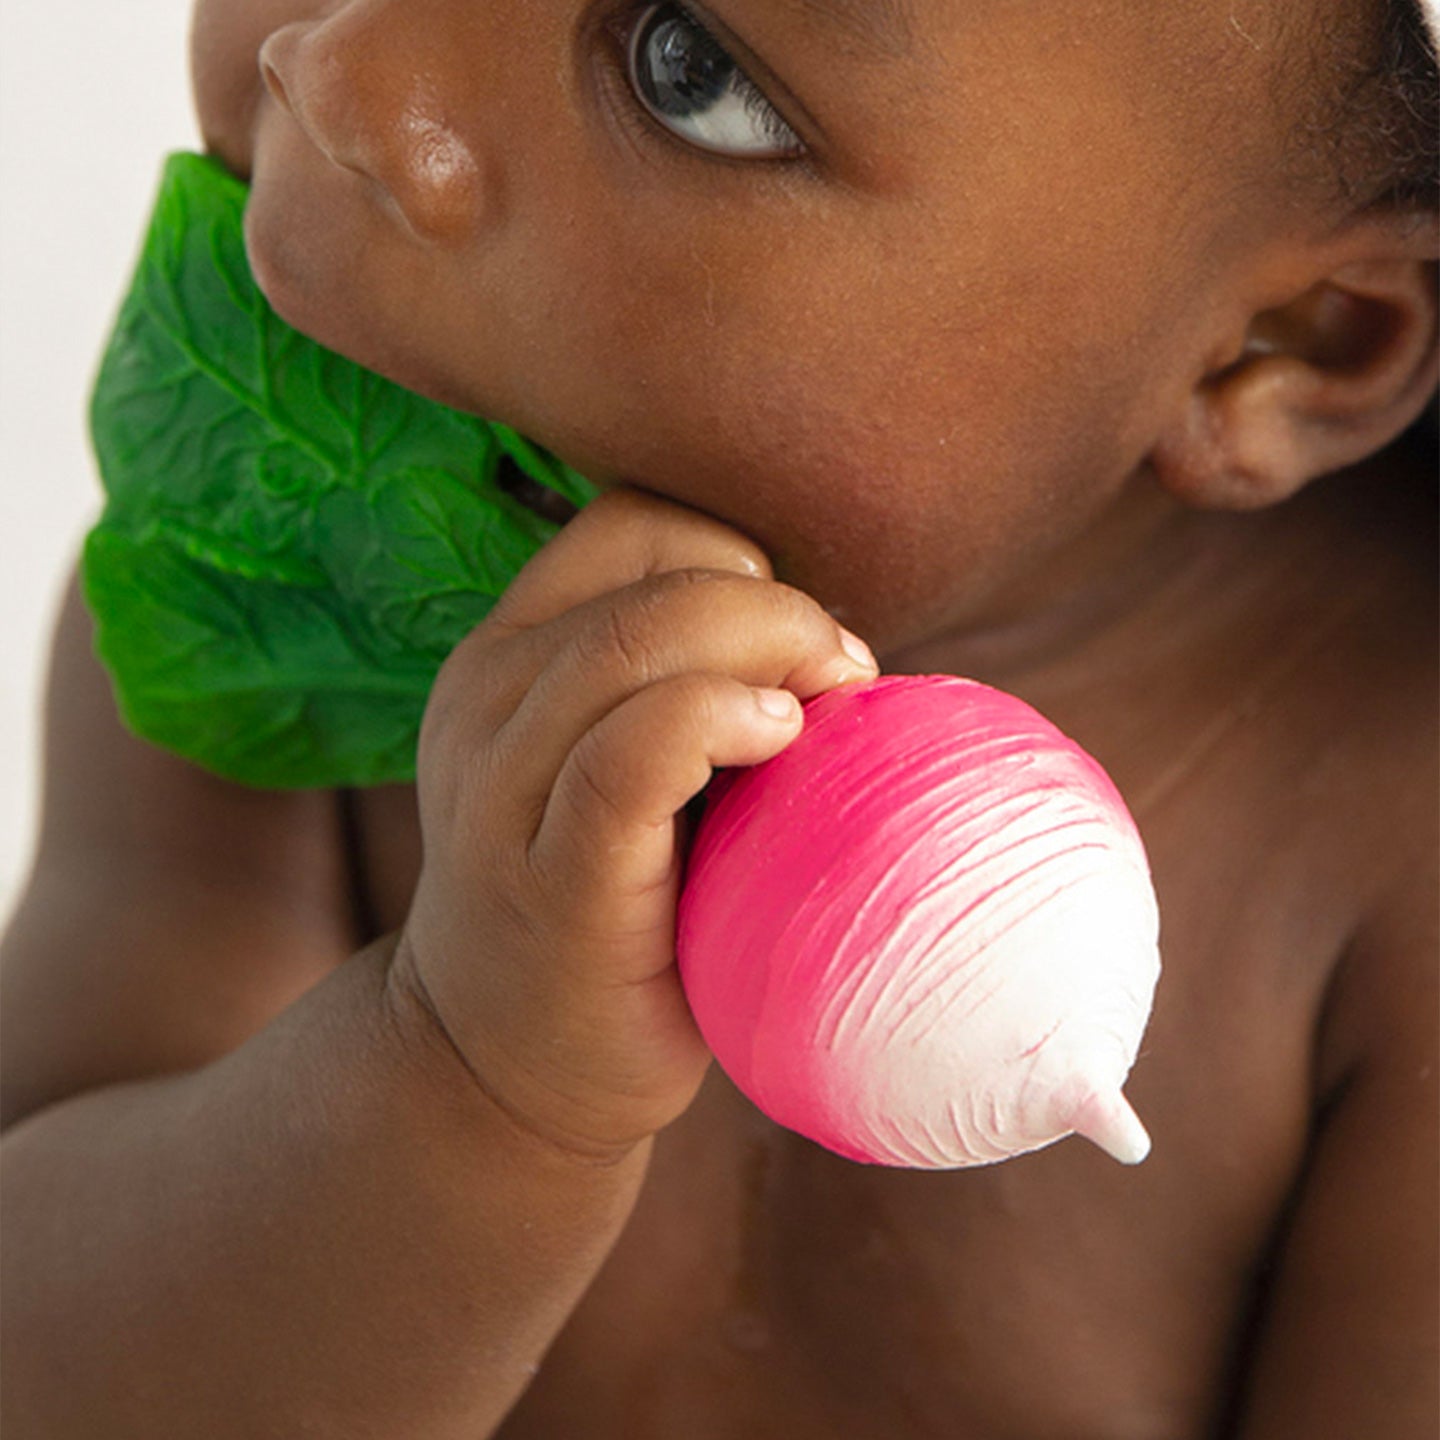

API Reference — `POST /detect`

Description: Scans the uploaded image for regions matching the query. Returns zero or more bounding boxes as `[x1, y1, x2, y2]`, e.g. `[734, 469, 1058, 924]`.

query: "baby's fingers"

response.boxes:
[491, 488, 772, 632]
[531, 676, 802, 952]
[488, 569, 872, 828]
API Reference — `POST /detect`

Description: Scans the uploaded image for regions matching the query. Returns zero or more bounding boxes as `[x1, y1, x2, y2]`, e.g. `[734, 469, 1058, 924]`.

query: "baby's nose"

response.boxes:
[259, 7, 494, 246]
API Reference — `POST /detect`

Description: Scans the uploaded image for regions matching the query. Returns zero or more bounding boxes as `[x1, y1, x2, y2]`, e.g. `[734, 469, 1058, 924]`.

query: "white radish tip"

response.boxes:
[1071, 1088, 1152, 1166]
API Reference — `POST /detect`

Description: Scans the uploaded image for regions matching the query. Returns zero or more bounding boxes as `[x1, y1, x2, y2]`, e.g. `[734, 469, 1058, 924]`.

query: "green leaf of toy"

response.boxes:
[84, 153, 595, 788]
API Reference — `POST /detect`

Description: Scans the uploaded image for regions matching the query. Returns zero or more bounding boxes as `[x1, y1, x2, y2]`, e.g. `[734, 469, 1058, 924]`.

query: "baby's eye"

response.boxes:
[626, 4, 803, 160]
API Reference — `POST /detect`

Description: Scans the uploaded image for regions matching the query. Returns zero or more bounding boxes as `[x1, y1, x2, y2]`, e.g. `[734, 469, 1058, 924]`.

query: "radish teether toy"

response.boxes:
[677, 675, 1160, 1169]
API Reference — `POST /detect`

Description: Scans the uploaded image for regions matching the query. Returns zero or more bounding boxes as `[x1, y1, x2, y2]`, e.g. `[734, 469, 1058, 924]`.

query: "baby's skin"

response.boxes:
[2, 2, 1437, 1437]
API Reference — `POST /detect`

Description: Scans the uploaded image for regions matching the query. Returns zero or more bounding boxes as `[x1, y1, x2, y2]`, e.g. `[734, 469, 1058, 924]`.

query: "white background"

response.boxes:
[0, 1, 198, 921]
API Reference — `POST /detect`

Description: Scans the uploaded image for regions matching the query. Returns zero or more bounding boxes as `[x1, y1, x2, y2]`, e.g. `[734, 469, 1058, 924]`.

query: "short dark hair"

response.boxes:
[1306, 0, 1439, 212]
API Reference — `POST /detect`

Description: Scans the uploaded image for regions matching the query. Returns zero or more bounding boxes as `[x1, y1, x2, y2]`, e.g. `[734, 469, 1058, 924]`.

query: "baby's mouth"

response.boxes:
[495, 453, 581, 527]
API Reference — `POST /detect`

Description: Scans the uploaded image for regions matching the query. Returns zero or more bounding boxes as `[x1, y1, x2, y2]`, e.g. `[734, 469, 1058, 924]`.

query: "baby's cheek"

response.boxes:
[503, 245, 1132, 649]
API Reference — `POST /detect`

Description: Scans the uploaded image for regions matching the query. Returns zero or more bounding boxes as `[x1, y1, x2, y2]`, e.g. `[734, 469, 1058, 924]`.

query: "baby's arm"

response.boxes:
[1, 491, 877, 1437]
[1229, 857, 1438, 1438]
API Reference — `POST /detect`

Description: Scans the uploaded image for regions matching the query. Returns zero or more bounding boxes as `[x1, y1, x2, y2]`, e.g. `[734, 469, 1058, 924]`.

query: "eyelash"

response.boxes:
[599, 2, 807, 165]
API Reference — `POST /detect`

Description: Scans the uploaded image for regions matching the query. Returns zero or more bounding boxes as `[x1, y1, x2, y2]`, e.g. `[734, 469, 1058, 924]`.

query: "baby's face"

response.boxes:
[194, 0, 1289, 653]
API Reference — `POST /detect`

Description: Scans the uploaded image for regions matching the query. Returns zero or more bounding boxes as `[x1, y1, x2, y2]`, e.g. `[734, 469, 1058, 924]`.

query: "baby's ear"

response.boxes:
[1152, 215, 1439, 510]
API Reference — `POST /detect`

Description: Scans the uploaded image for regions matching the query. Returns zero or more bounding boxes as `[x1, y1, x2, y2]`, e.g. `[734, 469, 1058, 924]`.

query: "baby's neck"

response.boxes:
[889, 439, 1431, 709]
[885, 471, 1214, 686]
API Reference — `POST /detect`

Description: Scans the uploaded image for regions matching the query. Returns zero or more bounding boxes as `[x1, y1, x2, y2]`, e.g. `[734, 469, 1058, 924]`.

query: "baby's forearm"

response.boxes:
[0, 938, 648, 1439]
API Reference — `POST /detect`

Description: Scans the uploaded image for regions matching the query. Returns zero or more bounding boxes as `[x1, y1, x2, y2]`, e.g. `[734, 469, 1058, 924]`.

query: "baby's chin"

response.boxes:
[247, 224, 485, 426]
[245, 175, 365, 346]
[242, 195, 618, 495]
[243, 144, 457, 410]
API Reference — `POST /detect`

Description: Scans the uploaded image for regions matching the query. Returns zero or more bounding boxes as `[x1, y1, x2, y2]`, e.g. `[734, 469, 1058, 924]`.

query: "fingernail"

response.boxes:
[837, 626, 878, 673]
[754, 687, 800, 721]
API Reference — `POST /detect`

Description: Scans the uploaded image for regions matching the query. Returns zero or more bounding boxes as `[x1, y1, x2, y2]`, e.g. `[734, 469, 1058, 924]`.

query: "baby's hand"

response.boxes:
[391, 489, 878, 1160]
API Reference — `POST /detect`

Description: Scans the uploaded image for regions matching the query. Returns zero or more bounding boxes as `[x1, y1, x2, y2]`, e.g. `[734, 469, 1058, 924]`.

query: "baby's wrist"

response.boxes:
[377, 932, 657, 1175]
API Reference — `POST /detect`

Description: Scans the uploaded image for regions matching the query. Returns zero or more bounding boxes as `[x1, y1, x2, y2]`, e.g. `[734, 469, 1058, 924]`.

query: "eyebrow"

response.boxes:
[791, 0, 914, 59]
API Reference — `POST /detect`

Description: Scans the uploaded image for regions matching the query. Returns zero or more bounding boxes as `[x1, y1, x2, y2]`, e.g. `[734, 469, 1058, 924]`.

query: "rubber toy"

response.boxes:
[84, 153, 595, 789]
[677, 675, 1161, 1168]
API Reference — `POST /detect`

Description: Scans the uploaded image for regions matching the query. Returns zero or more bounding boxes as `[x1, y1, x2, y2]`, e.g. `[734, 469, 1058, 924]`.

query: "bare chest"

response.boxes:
[500, 1062, 1308, 1440]
[349, 776, 1339, 1439]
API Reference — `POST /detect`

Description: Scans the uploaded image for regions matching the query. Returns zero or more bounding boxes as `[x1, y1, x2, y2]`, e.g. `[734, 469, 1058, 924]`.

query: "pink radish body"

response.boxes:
[677, 675, 1161, 1169]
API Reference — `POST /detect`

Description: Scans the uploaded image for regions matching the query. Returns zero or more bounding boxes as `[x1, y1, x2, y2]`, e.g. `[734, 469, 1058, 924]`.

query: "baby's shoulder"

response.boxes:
[1234, 440, 1436, 1079]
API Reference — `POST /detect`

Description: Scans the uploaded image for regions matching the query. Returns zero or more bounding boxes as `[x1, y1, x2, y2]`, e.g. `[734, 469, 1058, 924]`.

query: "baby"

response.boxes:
[2, 1, 1437, 1436]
